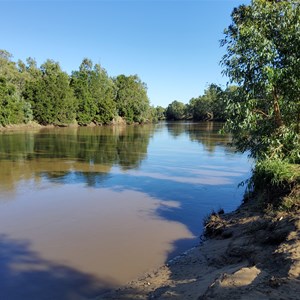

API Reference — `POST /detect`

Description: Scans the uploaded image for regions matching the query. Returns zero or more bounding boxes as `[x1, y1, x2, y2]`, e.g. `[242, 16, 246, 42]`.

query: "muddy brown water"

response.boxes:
[0, 122, 251, 299]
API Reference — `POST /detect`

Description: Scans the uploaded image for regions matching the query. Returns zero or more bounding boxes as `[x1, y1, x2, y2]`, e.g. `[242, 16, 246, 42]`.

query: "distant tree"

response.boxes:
[71, 59, 116, 125]
[0, 50, 154, 127]
[114, 74, 150, 123]
[25, 59, 77, 125]
[187, 97, 207, 121]
[71, 59, 97, 125]
[154, 106, 166, 121]
[0, 77, 21, 125]
[186, 84, 226, 121]
[90, 63, 116, 124]
[204, 84, 225, 121]
[166, 100, 186, 120]
[0, 50, 33, 125]
[0, 50, 18, 83]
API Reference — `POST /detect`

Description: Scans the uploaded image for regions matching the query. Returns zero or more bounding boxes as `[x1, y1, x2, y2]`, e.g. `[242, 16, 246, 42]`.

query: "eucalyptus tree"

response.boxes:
[221, 0, 300, 162]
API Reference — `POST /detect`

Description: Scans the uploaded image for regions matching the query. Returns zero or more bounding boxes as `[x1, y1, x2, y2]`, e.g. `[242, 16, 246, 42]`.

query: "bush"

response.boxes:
[249, 159, 300, 209]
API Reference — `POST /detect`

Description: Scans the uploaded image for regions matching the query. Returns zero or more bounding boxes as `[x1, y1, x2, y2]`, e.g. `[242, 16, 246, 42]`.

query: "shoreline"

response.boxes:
[0, 121, 54, 132]
[0, 118, 129, 132]
[96, 200, 300, 299]
[0, 116, 159, 133]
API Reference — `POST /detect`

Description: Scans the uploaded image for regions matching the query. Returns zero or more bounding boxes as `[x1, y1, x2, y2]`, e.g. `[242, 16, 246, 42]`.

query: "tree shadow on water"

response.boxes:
[0, 234, 117, 300]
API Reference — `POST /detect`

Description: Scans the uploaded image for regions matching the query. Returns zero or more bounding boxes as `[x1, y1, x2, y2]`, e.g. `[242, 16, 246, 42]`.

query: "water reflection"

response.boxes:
[0, 125, 156, 191]
[0, 122, 251, 298]
[0, 122, 239, 192]
[167, 121, 233, 154]
[0, 125, 153, 168]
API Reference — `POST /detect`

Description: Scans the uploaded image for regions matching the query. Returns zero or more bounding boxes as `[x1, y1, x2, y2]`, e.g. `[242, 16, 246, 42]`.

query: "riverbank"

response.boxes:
[96, 197, 300, 299]
[0, 121, 54, 132]
[0, 118, 131, 132]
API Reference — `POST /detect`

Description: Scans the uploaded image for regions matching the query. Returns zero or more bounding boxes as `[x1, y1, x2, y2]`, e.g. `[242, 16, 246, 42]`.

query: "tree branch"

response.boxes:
[252, 109, 269, 118]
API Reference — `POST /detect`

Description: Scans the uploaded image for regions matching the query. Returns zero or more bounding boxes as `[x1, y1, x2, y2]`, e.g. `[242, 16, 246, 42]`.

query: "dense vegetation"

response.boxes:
[0, 50, 161, 126]
[221, 0, 300, 209]
[165, 83, 232, 121]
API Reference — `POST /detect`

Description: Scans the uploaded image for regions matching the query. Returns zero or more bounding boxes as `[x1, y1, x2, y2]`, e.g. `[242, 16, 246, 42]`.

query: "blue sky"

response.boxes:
[1, 0, 250, 107]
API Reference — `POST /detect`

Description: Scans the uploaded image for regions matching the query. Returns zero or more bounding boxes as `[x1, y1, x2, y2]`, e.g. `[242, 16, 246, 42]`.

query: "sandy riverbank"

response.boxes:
[96, 199, 300, 299]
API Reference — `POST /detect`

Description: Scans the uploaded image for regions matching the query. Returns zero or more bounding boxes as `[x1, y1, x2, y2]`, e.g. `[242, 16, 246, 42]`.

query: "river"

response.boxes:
[0, 122, 251, 299]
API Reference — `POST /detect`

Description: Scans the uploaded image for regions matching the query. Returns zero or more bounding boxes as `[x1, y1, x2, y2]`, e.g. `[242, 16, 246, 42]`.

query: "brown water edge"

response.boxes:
[0, 182, 194, 294]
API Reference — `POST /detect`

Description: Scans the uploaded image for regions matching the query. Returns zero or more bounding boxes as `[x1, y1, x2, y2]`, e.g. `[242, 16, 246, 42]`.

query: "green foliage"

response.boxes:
[0, 77, 23, 125]
[71, 59, 116, 125]
[249, 159, 300, 209]
[114, 75, 151, 123]
[166, 100, 186, 120]
[153, 106, 166, 121]
[177, 84, 228, 122]
[0, 50, 151, 127]
[0, 126, 155, 171]
[198, 84, 225, 120]
[0, 50, 33, 126]
[70, 59, 96, 125]
[186, 97, 209, 121]
[92, 64, 116, 124]
[25, 60, 77, 125]
[221, 0, 300, 162]
[253, 159, 298, 189]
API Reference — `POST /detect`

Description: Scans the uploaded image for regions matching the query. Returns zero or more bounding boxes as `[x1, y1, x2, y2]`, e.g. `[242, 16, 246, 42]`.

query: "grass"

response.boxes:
[248, 159, 300, 211]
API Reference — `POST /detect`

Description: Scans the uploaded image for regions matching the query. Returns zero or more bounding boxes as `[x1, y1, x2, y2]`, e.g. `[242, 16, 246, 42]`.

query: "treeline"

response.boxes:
[165, 83, 235, 122]
[0, 49, 161, 127]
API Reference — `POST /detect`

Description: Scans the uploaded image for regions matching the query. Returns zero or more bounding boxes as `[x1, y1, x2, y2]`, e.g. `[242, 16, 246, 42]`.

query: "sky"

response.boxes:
[1, 0, 250, 107]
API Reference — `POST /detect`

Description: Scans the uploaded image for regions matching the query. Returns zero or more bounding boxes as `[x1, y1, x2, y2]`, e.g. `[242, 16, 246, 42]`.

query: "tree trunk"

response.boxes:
[297, 111, 300, 134]
[273, 87, 283, 128]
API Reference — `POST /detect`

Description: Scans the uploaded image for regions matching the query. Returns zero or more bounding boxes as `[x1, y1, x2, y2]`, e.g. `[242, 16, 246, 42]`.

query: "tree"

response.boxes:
[71, 59, 116, 125]
[205, 84, 226, 121]
[114, 75, 150, 123]
[154, 106, 166, 121]
[90, 63, 116, 124]
[187, 97, 208, 121]
[71, 59, 97, 125]
[25, 60, 77, 125]
[221, 0, 300, 162]
[0, 50, 33, 125]
[165, 100, 186, 120]
[186, 84, 226, 121]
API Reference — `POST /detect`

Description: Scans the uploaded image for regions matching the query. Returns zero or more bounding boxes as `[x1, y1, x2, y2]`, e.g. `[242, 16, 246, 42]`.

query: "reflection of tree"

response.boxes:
[166, 122, 188, 138]
[167, 122, 234, 154]
[116, 125, 151, 170]
[0, 125, 155, 189]
[0, 131, 36, 160]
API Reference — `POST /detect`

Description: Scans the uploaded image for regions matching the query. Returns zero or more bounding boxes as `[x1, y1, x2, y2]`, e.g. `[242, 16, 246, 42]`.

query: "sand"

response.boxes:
[96, 200, 300, 300]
